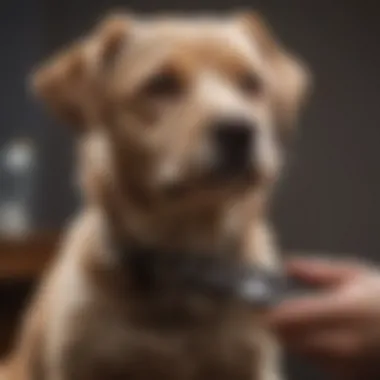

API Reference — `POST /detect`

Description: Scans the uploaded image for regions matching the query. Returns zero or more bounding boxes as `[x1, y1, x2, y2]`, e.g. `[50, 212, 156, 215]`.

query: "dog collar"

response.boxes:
[122, 244, 286, 309]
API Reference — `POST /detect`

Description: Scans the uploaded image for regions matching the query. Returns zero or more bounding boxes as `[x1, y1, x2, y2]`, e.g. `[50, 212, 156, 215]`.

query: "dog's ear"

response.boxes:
[30, 12, 131, 130]
[237, 12, 312, 131]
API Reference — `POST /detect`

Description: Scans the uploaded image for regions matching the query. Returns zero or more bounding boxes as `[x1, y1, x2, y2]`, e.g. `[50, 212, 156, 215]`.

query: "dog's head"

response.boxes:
[32, 11, 310, 238]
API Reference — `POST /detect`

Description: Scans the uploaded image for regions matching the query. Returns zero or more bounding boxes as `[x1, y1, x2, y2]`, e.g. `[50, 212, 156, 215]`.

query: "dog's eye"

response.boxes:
[142, 70, 183, 98]
[238, 72, 263, 97]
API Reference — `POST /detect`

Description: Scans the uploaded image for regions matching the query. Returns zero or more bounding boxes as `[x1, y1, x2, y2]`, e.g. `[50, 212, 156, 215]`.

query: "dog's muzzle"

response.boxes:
[120, 244, 287, 309]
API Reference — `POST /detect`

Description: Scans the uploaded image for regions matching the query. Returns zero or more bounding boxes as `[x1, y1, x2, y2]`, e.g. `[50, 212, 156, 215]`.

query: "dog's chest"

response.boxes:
[78, 310, 260, 380]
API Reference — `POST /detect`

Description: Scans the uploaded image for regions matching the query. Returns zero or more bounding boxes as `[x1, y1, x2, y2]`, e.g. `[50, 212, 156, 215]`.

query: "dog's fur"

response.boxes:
[2, 11, 310, 380]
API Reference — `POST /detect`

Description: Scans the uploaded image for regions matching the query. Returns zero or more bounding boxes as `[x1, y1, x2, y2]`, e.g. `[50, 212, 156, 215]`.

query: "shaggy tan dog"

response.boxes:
[2, 10, 310, 380]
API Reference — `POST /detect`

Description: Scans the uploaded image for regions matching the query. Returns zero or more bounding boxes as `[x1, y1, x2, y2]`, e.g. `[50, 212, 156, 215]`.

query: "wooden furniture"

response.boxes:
[0, 233, 59, 280]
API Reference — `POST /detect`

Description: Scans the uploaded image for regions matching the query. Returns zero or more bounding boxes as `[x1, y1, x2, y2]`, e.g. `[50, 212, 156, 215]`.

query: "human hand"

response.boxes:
[269, 258, 380, 379]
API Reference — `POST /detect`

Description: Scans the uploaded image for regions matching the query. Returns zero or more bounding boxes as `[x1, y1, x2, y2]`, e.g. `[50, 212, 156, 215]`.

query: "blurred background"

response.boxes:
[0, 1, 379, 379]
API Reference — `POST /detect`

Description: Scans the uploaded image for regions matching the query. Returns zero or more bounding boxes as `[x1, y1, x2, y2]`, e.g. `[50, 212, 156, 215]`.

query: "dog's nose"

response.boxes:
[211, 117, 255, 173]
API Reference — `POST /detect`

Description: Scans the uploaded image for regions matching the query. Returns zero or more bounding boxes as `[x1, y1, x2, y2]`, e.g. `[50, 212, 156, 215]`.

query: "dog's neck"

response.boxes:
[105, 183, 269, 255]
[83, 185, 279, 329]
[85, 188, 279, 330]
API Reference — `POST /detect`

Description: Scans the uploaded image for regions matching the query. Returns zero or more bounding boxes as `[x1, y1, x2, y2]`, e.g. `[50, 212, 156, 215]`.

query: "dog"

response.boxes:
[2, 10, 310, 380]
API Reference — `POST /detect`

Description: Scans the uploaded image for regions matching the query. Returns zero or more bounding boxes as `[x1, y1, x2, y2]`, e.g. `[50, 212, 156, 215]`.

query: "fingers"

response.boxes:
[273, 259, 380, 379]
[270, 260, 377, 333]
[286, 258, 364, 287]
[269, 292, 361, 330]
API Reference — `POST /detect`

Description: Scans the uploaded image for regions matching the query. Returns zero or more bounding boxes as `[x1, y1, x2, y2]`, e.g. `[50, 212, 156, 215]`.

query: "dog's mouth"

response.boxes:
[161, 166, 259, 199]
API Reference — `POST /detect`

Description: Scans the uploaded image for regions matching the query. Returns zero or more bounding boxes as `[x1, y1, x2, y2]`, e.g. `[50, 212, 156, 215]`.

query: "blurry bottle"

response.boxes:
[0, 138, 37, 237]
